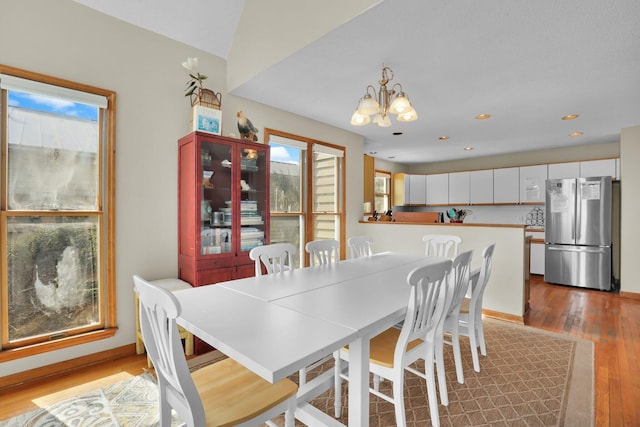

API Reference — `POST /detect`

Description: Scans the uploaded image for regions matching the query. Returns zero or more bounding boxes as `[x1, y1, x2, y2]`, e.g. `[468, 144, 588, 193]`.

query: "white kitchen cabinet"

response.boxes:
[548, 162, 580, 179]
[519, 164, 547, 203]
[527, 231, 545, 275]
[493, 167, 519, 204]
[393, 173, 427, 205]
[408, 174, 427, 205]
[530, 242, 545, 275]
[426, 173, 449, 205]
[580, 158, 616, 178]
[470, 169, 494, 204]
[448, 171, 470, 205]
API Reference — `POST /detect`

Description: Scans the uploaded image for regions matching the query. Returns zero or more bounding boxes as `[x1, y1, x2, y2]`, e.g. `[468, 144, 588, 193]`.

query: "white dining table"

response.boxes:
[174, 251, 445, 427]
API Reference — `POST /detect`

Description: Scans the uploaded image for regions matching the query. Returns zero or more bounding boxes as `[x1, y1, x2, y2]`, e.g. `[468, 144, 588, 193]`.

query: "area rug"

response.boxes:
[303, 318, 594, 427]
[0, 321, 593, 426]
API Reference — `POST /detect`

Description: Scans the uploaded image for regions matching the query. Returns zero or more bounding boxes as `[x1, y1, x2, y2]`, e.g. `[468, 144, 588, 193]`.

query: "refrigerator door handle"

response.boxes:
[547, 246, 607, 254]
[572, 181, 577, 241]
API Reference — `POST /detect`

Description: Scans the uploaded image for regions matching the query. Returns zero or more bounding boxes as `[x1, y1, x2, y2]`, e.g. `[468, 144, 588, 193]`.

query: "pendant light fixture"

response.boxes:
[351, 66, 418, 127]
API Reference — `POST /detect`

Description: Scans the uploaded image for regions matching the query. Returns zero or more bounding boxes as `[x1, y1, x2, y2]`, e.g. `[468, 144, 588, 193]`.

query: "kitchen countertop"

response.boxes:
[360, 220, 526, 229]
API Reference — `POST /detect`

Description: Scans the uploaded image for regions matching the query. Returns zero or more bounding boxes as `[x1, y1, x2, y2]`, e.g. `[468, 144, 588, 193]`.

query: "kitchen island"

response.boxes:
[355, 220, 528, 323]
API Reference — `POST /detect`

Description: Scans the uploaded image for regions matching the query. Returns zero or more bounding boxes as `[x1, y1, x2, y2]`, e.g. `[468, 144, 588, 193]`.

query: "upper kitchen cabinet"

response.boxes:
[519, 164, 547, 204]
[470, 169, 494, 204]
[493, 167, 519, 204]
[448, 172, 470, 205]
[392, 173, 427, 206]
[580, 158, 617, 178]
[408, 174, 427, 205]
[426, 173, 449, 205]
[548, 162, 580, 179]
[392, 173, 410, 206]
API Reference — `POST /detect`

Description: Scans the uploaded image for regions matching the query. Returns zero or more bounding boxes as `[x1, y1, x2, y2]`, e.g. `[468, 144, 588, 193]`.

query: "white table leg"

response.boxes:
[348, 336, 369, 427]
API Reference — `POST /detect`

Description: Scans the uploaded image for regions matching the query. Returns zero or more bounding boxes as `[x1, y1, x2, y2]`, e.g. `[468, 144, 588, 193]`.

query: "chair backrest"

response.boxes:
[133, 275, 204, 426]
[347, 236, 373, 259]
[446, 250, 473, 316]
[395, 259, 453, 365]
[469, 244, 495, 318]
[422, 234, 462, 257]
[249, 243, 297, 276]
[305, 239, 340, 266]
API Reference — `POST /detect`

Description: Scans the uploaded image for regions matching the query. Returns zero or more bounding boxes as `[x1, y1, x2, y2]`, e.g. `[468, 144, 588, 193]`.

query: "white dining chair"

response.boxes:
[300, 239, 341, 385]
[134, 278, 194, 368]
[133, 275, 297, 427]
[305, 239, 340, 266]
[422, 234, 462, 257]
[439, 250, 473, 396]
[459, 243, 495, 372]
[249, 243, 296, 276]
[347, 236, 374, 259]
[334, 259, 453, 427]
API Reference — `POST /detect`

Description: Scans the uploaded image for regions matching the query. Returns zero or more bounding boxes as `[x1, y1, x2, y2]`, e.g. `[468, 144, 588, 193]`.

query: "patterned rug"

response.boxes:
[0, 320, 593, 426]
[285, 319, 593, 427]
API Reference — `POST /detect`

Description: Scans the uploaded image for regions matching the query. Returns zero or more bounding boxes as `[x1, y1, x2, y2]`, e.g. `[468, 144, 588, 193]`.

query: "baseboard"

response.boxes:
[482, 308, 524, 325]
[0, 344, 136, 391]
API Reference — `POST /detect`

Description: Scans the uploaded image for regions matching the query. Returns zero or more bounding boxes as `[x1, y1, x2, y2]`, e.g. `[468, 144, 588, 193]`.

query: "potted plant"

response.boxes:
[182, 57, 221, 109]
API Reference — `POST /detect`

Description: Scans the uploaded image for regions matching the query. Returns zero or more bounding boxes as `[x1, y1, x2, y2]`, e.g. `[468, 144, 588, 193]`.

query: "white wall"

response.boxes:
[620, 126, 640, 294]
[0, 0, 364, 376]
[356, 223, 527, 319]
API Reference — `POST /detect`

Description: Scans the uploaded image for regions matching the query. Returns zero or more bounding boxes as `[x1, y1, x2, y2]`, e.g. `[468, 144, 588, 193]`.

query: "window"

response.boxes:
[266, 129, 345, 265]
[374, 170, 392, 213]
[0, 66, 116, 361]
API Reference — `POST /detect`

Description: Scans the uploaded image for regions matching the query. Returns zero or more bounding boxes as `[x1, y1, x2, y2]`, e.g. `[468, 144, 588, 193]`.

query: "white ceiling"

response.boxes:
[73, 0, 640, 164]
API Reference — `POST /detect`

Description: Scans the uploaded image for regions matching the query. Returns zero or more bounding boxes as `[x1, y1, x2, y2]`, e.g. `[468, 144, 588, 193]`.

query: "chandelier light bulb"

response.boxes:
[357, 94, 380, 116]
[389, 92, 411, 114]
[373, 113, 392, 127]
[350, 110, 371, 126]
[396, 107, 418, 122]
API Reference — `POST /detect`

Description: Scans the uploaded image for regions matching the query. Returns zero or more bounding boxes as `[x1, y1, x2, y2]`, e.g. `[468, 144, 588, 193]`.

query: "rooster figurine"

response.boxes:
[236, 110, 259, 141]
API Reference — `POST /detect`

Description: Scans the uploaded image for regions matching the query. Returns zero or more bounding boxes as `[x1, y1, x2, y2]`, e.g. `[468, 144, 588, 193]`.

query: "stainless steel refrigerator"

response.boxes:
[544, 176, 612, 291]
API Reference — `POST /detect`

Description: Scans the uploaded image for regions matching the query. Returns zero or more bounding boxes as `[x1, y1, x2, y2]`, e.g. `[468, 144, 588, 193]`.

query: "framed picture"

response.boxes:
[192, 105, 221, 135]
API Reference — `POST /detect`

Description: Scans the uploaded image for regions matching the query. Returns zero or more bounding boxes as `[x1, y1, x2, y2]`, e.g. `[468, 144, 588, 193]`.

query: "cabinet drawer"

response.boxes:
[197, 267, 234, 286]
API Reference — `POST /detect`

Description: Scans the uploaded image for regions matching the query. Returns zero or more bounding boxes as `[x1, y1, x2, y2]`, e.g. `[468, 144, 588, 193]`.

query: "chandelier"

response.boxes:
[351, 66, 418, 127]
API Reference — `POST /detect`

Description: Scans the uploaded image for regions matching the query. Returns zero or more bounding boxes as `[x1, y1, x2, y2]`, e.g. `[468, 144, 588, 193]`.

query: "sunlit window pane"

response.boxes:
[6, 91, 99, 211]
[269, 216, 304, 268]
[270, 143, 302, 212]
[6, 216, 101, 342]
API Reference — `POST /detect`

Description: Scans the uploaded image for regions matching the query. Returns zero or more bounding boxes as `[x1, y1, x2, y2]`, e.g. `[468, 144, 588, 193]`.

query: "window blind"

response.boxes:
[0, 74, 108, 108]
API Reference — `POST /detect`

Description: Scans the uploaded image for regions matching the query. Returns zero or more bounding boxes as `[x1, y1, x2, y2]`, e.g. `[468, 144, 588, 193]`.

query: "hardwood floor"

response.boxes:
[525, 275, 640, 427]
[1, 276, 639, 425]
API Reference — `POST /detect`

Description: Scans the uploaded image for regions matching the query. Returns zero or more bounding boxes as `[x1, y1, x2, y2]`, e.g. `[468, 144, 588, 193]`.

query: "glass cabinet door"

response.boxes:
[200, 140, 232, 255]
[239, 145, 268, 252]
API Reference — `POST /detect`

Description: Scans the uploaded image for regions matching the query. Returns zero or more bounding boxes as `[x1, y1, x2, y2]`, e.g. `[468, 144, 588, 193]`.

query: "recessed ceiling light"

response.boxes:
[464, 147, 474, 151]
[369, 151, 377, 155]
[562, 114, 579, 120]
[475, 114, 491, 120]
[392, 132, 403, 136]
[568, 132, 584, 137]
[438, 136, 449, 141]
[388, 156, 395, 159]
